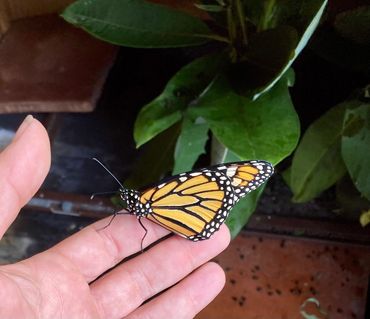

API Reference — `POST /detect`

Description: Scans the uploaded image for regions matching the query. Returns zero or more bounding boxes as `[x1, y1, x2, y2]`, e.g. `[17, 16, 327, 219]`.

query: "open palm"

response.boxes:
[0, 116, 230, 319]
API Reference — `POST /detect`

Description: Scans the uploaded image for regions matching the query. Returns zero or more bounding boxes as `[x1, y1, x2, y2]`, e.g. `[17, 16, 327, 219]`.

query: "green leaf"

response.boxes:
[342, 103, 370, 200]
[228, 25, 298, 97]
[134, 53, 226, 147]
[172, 115, 209, 174]
[62, 0, 214, 48]
[125, 123, 181, 190]
[243, 0, 327, 99]
[226, 187, 264, 239]
[360, 210, 370, 227]
[192, 70, 300, 165]
[288, 100, 362, 203]
[194, 3, 225, 13]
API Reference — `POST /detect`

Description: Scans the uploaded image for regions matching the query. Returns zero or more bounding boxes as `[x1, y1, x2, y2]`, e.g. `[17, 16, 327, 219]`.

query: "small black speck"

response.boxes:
[294, 280, 299, 285]
[239, 254, 245, 260]
[239, 270, 244, 276]
[310, 276, 315, 282]
[306, 254, 312, 259]
[332, 254, 338, 260]
[252, 275, 258, 280]
[225, 266, 231, 272]
[254, 265, 260, 271]
[230, 279, 236, 285]
[290, 287, 302, 296]
[309, 287, 317, 295]
[280, 239, 286, 248]
[238, 301, 244, 306]
[231, 296, 237, 302]
[267, 291, 273, 296]
[337, 308, 343, 313]
[251, 244, 256, 250]
[345, 277, 350, 282]
[258, 237, 263, 242]
[275, 289, 282, 295]
[351, 311, 357, 318]
[341, 282, 345, 287]
[256, 286, 262, 292]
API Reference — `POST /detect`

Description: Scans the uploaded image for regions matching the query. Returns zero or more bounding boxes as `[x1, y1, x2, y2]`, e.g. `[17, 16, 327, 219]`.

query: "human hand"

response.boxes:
[0, 116, 230, 319]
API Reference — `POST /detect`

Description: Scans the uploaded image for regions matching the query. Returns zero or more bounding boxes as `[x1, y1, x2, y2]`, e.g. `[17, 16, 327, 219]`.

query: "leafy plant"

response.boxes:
[284, 4, 370, 220]
[62, 0, 328, 237]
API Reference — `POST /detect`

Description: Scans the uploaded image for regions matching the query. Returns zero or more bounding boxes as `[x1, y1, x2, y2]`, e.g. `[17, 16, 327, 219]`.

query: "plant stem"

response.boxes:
[259, 0, 276, 31]
[227, 1, 238, 62]
[235, 0, 247, 46]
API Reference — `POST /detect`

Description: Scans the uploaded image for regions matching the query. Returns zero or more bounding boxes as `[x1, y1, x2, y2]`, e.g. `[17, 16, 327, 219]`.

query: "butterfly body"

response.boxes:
[119, 160, 273, 241]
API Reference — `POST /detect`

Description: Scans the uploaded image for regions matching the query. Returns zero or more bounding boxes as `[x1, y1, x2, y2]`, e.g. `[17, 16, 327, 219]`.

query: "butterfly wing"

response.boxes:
[208, 160, 274, 201]
[139, 160, 273, 241]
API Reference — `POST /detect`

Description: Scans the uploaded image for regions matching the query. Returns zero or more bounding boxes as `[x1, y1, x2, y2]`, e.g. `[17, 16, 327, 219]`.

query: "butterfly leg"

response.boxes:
[97, 210, 131, 231]
[138, 217, 148, 253]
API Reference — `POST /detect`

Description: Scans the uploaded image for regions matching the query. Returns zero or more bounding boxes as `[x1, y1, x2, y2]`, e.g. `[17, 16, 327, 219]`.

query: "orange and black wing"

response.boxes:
[139, 160, 273, 241]
[207, 160, 274, 200]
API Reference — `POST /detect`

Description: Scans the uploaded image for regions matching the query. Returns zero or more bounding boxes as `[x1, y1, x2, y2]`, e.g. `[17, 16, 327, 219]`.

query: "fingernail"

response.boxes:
[14, 115, 34, 140]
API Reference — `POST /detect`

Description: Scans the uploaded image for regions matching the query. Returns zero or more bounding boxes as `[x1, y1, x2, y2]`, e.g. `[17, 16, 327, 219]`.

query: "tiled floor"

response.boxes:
[198, 233, 370, 319]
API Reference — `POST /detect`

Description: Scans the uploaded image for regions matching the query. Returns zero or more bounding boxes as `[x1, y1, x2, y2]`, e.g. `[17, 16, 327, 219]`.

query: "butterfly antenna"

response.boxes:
[92, 158, 124, 189]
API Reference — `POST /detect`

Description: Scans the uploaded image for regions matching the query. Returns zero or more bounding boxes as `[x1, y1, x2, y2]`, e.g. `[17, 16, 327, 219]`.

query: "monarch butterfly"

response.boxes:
[94, 159, 273, 249]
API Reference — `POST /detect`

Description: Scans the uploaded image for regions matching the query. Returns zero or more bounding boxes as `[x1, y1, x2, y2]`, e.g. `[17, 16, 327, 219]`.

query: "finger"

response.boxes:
[90, 225, 230, 319]
[126, 262, 226, 319]
[46, 215, 170, 282]
[0, 115, 51, 238]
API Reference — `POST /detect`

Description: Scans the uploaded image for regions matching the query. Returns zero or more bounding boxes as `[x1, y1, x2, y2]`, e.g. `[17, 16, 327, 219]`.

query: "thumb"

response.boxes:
[0, 115, 51, 238]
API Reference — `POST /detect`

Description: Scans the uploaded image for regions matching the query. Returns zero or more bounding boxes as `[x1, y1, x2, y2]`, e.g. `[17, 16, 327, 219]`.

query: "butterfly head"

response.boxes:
[119, 187, 140, 212]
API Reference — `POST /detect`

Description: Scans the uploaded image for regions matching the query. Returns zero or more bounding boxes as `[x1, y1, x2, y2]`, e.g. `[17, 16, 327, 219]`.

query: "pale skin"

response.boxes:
[0, 116, 230, 319]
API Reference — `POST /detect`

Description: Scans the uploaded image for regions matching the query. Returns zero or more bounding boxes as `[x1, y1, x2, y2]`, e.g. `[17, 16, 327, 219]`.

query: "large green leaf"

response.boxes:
[172, 115, 209, 174]
[287, 100, 362, 203]
[228, 25, 298, 97]
[242, 0, 327, 99]
[62, 0, 215, 48]
[134, 53, 225, 147]
[342, 103, 370, 200]
[191, 70, 299, 165]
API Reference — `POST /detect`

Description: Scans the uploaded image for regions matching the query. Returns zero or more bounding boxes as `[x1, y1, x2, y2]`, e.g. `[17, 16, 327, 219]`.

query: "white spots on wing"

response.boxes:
[179, 176, 187, 182]
[226, 166, 237, 177]
[190, 172, 202, 177]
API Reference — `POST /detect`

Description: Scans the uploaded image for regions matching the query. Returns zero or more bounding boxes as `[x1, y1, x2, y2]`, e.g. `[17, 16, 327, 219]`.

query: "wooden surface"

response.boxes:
[0, 14, 117, 113]
[198, 233, 370, 319]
